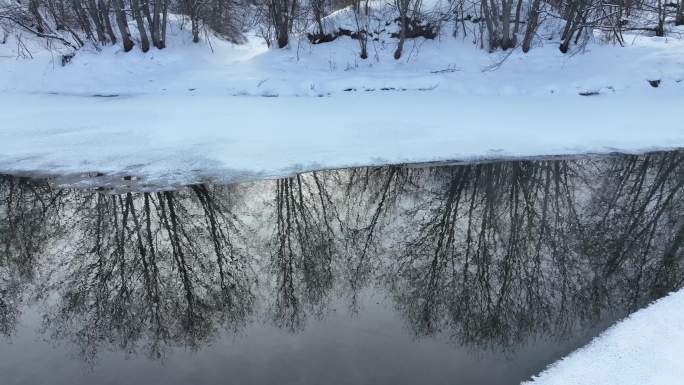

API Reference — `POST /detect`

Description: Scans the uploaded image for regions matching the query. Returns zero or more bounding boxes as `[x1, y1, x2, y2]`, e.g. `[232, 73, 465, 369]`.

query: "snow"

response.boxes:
[2, 12, 684, 97]
[0, 13, 683, 186]
[0, 92, 682, 185]
[1, 8, 684, 381]
[524, 288, 684, 385]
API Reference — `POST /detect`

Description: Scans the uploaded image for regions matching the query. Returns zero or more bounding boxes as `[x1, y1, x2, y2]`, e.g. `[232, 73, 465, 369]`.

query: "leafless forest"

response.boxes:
[1, 0, 683, 59]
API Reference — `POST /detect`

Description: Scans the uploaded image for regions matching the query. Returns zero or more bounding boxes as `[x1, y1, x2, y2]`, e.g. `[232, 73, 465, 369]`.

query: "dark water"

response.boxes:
[1, 150, 683, 385]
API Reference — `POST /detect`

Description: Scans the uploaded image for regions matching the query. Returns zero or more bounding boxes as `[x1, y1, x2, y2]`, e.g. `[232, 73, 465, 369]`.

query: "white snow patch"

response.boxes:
[524, 288, 684, 385]
[0, 92, 682, 185]
[2, 17, 684, 98]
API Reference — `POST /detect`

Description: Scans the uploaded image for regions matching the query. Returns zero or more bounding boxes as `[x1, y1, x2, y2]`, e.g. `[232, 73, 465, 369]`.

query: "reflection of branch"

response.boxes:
[387, 160, 592, 347]
[2, 150, 683, 358]
[272, 175, 337, 331]
[33, 186, 254, 360]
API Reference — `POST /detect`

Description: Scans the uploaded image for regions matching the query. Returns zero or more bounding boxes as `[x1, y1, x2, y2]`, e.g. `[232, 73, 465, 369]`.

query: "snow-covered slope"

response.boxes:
[2, 14, 684, 97]
[525, 288, 684, 385]
[0, 14, 683, 185]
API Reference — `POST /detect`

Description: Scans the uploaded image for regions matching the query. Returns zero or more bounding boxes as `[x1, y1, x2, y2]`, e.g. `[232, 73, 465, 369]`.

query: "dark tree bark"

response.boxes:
[112, 0, 134, 51]
[500, 0, 514, 49]
[522, 0, 541, 52]
[86, 0, 107, 42]
[152, 0, 162, 48]
[71, 0, 95, 40]
[352, 0, 369, 59]
[393, 0, 410, 59]
[99, 0, 117, 43]
[185, 0, 201, 43]
[269, 0, 297, 48]
[512, 0, 523, 36]
[28, 0, 46, 33]
[160, 0, 168, 48]
[481, 0, 498, 50]
[559, 3, 584, 53]
[131, 0, 151, 51]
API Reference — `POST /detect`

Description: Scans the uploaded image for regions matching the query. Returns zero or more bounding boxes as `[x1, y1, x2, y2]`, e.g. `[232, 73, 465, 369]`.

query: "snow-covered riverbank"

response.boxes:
[2, 17, 683, 185]
[525, 288, 684, 385]
[0, 92, 682, 185]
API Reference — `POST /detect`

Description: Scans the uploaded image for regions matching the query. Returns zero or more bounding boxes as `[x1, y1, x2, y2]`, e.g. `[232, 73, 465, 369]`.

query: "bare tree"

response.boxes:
[113, 0, 134, 50]
[267, 0, 297, 47]
[522, 0, 542, 52]
[131, 0, 150, 50]
[352, 0, 370, 58]
[394, 0, 422, 59]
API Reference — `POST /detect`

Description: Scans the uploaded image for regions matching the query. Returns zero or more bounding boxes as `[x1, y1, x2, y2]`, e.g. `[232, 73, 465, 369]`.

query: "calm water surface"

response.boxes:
[1, 150, 683, 384]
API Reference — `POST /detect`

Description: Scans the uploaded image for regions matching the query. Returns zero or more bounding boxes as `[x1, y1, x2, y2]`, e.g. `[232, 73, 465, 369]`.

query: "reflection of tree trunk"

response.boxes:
[161, 192, 196, 321]
[3, 150, 684, 355]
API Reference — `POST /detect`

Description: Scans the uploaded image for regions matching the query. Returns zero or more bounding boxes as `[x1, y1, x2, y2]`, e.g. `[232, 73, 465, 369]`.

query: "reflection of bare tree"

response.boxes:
[271, 174, 338, 331]
[40, 186, 254, 361]
[1, 149, 683, 359]
[0, 176, 62, 337]
[584, 151, 684, 310]
[382, 160, 585, 348]
[339, 166, 416, 310]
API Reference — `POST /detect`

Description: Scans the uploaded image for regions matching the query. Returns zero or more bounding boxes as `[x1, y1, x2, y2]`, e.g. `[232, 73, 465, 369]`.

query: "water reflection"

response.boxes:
[1, 151, 683, 383]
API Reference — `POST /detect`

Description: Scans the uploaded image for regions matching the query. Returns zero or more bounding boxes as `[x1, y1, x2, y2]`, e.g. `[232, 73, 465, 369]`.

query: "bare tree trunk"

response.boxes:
[288, 0, 297, 35]
[352, 0, 369, 59]
[151, 0, 161, 47]
[560, 9, 582, 53]
[99, 0, 117, 43]
[512, 0, 523, 36]
[72, 0, 95, 40]
[28, 0, 45, 33]
[131, 0, 151, 51]
[394, 0, 407, 59]
[160, 0, 168, 48]
[312, 0, 325, 36]
[488, 0, 501, 44]
[269, 0, 294, 48]
[481, 0, 498, 51]
[86, 0, 107, 42]
[142, 0, 153, 30]
[522, 0, 541, 52]
[112, 0, 134, 51]
[46, 0, 64, 30]
[677, 0, 684, 25]
[655, 0, 665, 36]
[185, 0, 200, 43]
[500, 0, 513, 49]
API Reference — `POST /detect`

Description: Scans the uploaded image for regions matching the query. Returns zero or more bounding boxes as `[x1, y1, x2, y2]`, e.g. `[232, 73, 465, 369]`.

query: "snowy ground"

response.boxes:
[2, 17, 684, 97]
[1, 92, 683, 186]
[525, 288, 684, 385]
[1, 20, 684, 185]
